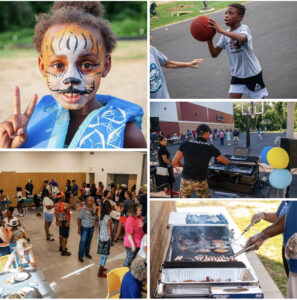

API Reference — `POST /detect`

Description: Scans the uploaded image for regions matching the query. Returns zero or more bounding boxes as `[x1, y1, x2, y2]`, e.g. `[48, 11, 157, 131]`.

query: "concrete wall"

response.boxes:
[150, 201, 176, 297]
[151, 102, 234, 136]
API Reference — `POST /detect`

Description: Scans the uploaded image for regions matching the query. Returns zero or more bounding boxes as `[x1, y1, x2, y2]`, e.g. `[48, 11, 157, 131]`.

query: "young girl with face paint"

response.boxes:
[0, 2, 146, 149]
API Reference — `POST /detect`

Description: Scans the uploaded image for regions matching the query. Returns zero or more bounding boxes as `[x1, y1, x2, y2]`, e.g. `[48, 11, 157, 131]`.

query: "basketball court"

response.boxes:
[151, 1, 297, 98]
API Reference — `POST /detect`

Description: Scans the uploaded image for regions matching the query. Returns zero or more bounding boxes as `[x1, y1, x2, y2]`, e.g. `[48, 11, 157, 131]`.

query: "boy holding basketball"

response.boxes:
[207, 3, 268, 99]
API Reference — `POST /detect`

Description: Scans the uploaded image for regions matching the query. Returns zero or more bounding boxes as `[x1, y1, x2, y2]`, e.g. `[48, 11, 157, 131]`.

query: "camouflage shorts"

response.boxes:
[180, 178, 210, 198]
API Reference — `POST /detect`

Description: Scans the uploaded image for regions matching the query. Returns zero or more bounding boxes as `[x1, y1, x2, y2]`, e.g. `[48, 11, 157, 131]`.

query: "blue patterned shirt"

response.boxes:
[77, 206, 96, 228]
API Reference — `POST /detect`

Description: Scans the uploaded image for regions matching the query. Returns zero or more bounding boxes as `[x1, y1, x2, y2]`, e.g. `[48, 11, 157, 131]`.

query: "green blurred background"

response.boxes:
[0, 1, 147, 50]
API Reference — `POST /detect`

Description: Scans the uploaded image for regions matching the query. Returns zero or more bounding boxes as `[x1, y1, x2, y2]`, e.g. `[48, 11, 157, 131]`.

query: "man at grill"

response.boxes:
[172, 124, 230, 198]
[246, 201, 297, 298]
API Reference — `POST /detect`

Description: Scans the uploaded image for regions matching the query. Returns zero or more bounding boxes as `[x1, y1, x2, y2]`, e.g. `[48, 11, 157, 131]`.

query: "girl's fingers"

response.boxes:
[13, 86, 21, 115]
[11, 128, 27, 148]
[24, 94, 38, 119]
[10, 114, 21, 134]
[0, 121, 15, 139]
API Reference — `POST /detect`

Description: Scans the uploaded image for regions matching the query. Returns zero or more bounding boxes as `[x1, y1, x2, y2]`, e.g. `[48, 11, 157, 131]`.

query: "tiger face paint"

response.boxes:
[39, 24, 110, 110]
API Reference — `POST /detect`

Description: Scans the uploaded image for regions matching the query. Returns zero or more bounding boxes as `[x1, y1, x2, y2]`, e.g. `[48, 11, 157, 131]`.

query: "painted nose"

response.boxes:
[63, 77, 81, 85]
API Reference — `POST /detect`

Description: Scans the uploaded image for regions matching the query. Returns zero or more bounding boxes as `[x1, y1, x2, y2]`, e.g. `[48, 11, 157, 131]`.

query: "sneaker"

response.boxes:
[47, 237, 55, 241]
[49, 233, 54, 237]
[79, 257, 84, 262]
[98, 272, 107, 278]
[59, 247, 68, 252]
[165, 190, 179, 197]
[85, 254, 92, 259]
[61, 250, 71, 256]
[172, 191, 180, 197]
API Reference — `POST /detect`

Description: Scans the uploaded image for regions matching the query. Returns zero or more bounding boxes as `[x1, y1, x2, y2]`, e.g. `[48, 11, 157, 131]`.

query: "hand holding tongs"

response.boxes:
[233, 244, 255, 257]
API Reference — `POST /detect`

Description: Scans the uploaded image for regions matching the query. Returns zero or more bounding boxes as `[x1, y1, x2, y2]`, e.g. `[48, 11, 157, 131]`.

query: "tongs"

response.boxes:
[230, 222, 254, 244]
[233, 244, 255, 257]
[241, 222, 254, 236]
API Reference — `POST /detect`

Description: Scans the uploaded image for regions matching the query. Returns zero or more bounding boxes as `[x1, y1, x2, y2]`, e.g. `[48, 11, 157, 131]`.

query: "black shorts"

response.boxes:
[59, 225, 70, 238]
[231, 71, 265, 92]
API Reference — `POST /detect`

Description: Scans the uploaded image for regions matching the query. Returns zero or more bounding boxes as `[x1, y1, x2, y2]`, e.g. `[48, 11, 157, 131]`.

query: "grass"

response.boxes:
[0, 19, 146, 50]
[112, 19, 147, 38]
[151, 1, 245, 29]
[0, 28, 34, 49]
[176, 201, 287, 296]
[0, 40, 146, 60]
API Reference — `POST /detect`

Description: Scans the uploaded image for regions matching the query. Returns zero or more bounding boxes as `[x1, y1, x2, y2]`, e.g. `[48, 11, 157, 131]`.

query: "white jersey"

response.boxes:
[217, 24, 262, 78]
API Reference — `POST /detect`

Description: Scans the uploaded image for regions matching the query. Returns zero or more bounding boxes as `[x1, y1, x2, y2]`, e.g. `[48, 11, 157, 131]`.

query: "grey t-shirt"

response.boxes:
[150, 46, 170, 99]
[217, 24, 262, 78]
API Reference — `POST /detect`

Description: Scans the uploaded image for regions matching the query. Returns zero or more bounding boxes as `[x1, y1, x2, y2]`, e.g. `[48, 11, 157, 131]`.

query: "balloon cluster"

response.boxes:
[260, 146, 292, 189]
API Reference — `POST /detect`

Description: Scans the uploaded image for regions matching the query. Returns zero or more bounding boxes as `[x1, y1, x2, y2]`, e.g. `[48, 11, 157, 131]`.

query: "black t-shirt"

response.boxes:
[65, 184, 71, 200]
[25, 183, 33, 196]
[179, 137, 221, 181]
[233, 130, 239, 137]
[158, 145, 170, 168]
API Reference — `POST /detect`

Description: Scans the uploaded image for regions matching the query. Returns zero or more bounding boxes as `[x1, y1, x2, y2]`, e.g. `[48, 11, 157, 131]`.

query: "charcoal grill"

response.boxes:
[155, 209, 263, 298]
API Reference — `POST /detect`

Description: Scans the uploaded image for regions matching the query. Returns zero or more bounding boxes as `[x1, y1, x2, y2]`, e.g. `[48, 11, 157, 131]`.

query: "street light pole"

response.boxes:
[246, 115, 250, 148]
[246, 102, 254, 149]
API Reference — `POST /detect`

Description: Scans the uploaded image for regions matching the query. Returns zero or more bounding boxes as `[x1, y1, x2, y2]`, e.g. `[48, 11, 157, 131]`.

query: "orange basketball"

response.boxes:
[190, 16, 216, 42]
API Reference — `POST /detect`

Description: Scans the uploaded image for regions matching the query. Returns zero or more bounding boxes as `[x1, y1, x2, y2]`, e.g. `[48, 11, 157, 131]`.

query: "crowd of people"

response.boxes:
[151, 127, 241, 151]
[0, 179, 147, 298]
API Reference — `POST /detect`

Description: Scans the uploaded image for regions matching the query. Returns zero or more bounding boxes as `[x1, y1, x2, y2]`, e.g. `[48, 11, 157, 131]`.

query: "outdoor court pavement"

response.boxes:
[151, 1, 297, 98]
[151, 132, 297, 198]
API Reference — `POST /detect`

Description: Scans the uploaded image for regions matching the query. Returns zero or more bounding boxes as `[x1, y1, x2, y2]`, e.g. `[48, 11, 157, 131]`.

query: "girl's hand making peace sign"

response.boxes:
[0, 86, 38, 148]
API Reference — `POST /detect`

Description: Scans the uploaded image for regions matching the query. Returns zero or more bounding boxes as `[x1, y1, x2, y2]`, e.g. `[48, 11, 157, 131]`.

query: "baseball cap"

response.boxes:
[197, 124, 211, 135]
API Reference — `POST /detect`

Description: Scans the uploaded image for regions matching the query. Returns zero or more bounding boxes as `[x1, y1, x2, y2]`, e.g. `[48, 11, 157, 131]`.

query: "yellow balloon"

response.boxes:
[267, 147, 289, 169]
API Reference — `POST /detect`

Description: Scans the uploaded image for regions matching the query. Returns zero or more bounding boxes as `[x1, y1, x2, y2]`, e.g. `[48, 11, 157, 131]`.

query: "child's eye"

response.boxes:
[52, 62, 64, 70]
[81, 63, 94, 69]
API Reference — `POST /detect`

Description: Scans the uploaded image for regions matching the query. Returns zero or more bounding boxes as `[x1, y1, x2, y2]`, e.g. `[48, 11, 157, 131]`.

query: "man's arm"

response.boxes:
[77, 218, 82, 235]
[246, 214, 285, 250]
[165, 58, 204, 69]
[161, 155, 172, 166]
[216, 155, 230, 165]
[172, 150, 184, 167]
[251, 212, 278, 224]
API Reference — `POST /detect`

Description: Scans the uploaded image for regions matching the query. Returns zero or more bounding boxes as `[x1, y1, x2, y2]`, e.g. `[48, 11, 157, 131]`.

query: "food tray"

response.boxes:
[161, 268, 257, 285]
[160, 284, 209, 297]
[186, 213, 228, 225]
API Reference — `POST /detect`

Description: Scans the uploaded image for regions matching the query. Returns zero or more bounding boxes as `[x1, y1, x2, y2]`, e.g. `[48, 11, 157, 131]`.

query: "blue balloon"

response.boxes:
[261, 146, 273, 164]
[269, 169, 292, 189]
